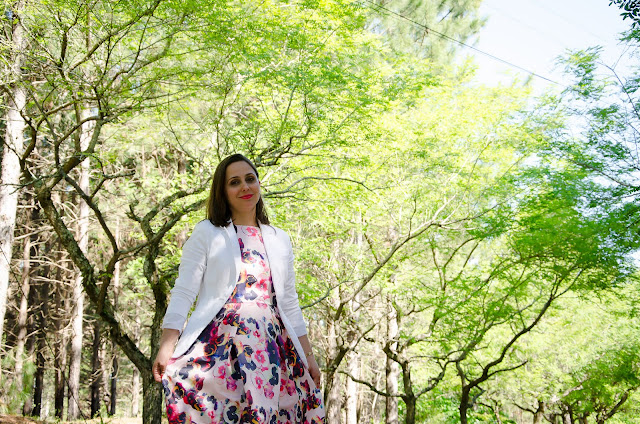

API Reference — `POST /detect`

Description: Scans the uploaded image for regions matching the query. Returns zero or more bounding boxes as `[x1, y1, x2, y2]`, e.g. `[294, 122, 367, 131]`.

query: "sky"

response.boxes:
[468, 0, 634, 89]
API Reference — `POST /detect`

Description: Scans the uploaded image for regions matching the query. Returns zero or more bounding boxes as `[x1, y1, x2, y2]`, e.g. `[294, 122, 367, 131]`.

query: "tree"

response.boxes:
[365, 0, 485, 62]
[610, 0, 640, 27]
[0, 0, 28, 357]
[453, 164, 635, 424]
[284, 70, 561, 423]
[6, 0, 395, 421]
[5, 1, 638, 422]
[550, 39, 640, 246]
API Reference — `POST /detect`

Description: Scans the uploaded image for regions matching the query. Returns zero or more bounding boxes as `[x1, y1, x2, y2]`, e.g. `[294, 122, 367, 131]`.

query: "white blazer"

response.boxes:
[162, 219, 309, 366]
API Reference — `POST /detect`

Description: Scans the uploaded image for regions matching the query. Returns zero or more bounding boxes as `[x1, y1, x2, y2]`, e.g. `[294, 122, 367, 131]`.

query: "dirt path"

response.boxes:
[0, 416, 41, 424]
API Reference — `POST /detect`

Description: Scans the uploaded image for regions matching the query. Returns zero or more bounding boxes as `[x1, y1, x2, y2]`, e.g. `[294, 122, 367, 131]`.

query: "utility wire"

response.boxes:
[482, 2, 573, 50]
[527, 0, 610, 44]
[361, 0, 568, 88]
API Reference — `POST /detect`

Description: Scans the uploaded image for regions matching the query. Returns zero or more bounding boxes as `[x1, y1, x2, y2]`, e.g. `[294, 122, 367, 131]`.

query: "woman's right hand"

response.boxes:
[153, 329, 181, 383]
[152, 348, 172, 383]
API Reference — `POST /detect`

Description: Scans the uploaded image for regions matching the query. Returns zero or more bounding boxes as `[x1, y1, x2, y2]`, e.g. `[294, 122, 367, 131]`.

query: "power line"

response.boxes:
[361, 0, 568, 88]
[528, 0, 611, 44]
[482, 2, 573, 51]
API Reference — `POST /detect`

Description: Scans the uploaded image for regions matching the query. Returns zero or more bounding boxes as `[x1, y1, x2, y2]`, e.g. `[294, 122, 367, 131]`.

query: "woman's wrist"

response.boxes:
[159, 328, 180, 350]
[297, 334, 317, 361]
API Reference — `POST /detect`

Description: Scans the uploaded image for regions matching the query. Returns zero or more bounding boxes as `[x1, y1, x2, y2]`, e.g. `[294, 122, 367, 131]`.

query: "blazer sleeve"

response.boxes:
[162, 221, 211, 331]
[279, 231, 308, 337]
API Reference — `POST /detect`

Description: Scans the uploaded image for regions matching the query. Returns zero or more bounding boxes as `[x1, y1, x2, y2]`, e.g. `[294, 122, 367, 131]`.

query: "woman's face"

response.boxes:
[225, 160, 261, 220]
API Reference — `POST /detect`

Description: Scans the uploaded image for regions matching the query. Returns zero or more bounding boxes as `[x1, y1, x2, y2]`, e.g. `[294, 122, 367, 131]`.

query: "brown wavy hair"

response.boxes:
[206, 154, 270, 227]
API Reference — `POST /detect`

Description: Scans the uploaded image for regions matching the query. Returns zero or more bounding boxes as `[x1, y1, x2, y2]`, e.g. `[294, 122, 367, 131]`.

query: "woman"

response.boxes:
[152, 154, 325, 423]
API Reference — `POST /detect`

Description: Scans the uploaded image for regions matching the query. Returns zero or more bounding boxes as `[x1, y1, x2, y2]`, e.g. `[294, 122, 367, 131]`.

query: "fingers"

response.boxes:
[310, 367, 321, 387]
[152, 361, 165, 383]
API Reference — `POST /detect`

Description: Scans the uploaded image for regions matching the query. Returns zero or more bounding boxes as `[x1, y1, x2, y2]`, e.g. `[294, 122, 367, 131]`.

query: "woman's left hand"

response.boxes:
[297, 335, 321, 387]
[307, 355, 321, 387]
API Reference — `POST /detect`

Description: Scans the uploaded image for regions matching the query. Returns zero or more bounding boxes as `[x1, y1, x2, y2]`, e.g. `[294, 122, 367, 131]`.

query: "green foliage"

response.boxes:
[365, 0, 485, 62]
[610, 0, 640, 27]
[5, 0, 640, 422]
[0, 348, 36, 415]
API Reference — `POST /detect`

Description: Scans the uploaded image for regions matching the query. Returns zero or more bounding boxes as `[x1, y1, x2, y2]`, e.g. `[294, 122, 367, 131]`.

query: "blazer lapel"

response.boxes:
[224, 222, 243, 281]
[260, 223, 283, 294]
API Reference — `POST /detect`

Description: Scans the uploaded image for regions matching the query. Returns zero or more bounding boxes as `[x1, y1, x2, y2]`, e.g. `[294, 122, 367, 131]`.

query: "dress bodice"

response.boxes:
[226, 225, 276, 305]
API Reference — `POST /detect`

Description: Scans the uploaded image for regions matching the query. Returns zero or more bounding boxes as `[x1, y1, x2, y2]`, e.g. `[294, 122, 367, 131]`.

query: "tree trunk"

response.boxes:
[345, 350, 359, 424]
[324, 273, 342, 424]
[370, 348, 383, 424]
[0, 0, 27, 364]
[49, 192, 67, 419]
[459, 387, 470, 424]
[53, 295, 68, 417]
[132, 366, 141, 417]
[67, 256, 85, 419]
[31, 257, 49, 418]
[32, 339, 45, 417]
[110, 354, 119, 415]
[90, 319, 102, 417]
[67, 109, 93, 420]
[493, 404, 502, 424]
[22, 201, 45, 417]
[14, 227, 33, 399]
[22, 205, 50, 417]
[327, 371, 342, 424]
[67, 277, 84, 419]
[110, 233, 120, 416]
[385, 295, 399, 424]
[533, 400, 545, 424]
[142, 371, 164, 424]
[399, 357, 417, 424]
[326, 313, 342, 424]
[53, 247, 67, 419]
[21, 277, 38, 416]
[345, 248, 361, 424]
[131, 296, 142, 418]
[101, 344, 110, 412]
[514, 407, 523, 423]
[404, 396, 416, 424]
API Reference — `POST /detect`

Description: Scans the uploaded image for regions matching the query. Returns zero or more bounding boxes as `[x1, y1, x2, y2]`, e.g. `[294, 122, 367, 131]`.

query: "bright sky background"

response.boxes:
[468, 0, 634, 90]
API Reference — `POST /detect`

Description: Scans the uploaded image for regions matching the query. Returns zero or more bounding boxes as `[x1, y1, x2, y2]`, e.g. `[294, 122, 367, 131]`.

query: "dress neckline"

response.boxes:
[233, 223, 261, 234]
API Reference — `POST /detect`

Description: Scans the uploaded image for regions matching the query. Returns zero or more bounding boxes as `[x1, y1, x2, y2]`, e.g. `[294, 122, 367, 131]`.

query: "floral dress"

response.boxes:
[163, 225, 325, 424]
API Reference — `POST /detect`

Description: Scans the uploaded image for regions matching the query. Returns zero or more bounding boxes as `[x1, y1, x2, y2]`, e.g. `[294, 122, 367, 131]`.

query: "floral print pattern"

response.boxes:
[163, 225, 325, 424]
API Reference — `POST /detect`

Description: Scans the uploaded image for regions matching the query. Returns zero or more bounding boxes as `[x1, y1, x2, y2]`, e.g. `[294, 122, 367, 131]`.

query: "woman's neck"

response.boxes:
[231, 212, 258, 227]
